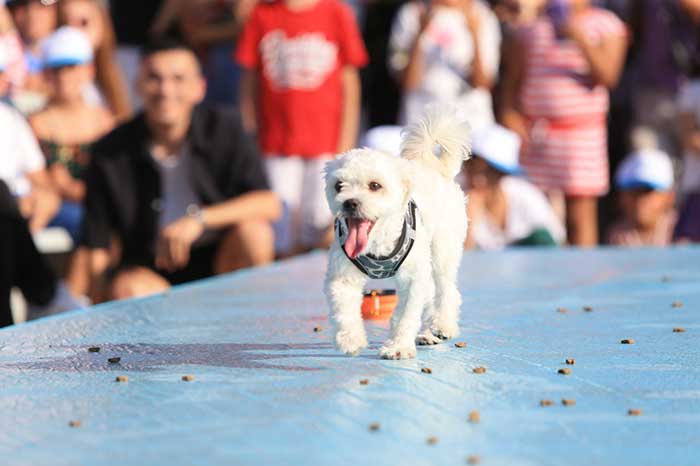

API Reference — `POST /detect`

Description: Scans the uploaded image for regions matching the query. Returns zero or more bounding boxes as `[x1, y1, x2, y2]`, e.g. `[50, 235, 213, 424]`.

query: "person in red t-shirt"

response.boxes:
[236, 0, 368, 257]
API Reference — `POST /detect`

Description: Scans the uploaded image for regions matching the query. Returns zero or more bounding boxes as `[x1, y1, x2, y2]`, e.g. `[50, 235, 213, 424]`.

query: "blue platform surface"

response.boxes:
[1, 247, 699, 466]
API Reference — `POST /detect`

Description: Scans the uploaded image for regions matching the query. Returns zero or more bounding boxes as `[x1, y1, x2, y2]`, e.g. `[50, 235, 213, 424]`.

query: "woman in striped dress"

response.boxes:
[500, 0, 627, 246]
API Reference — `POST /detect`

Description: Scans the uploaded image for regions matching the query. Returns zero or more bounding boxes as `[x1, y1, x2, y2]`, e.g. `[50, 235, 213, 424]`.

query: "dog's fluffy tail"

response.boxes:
[400, 107, 471, 179]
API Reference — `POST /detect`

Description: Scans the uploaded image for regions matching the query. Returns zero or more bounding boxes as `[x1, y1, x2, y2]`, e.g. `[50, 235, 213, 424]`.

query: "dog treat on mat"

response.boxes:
[583, 306, 593, 312]
[672, 301, 683, 308]
[558, 368, 571, 375]
[108, 357, 121, 363]
[562, 399, 576, 406]
[369, 422, 380, 432]
[455, 341, 467, 348]
[472, 367, 486, 374]
[467, 455, 481, 464]
[673, 328, 686, 333]
[88, 347, 100, 353]
[421, 367, 432, 374]
[181, 375, 195, 382]
[115, 375, 128, 383]
[468, 410, 480, 423]
[565, 358, 575, 365]
[557, 307, 568, 313]
[68, 420, 81, 428]
[426, 436, 438, 445]
[359, 379, 369, 385]
[620, 339, 635, 344]
[540, 400, 554, 407]
[313, 326, 323, 332]
[628, 408, 642, 416]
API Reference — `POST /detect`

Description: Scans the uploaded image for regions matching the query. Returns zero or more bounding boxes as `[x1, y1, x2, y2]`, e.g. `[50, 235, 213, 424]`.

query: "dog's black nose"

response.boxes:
[343, 199, 359, 212]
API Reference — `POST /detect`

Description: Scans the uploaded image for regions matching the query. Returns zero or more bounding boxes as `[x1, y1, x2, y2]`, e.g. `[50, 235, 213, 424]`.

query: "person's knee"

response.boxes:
[109, 267, 169, 300]
[216, 220, 275, 272]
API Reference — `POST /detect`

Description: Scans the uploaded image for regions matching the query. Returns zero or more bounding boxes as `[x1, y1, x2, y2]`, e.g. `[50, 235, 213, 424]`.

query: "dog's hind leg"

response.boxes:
[415, 275, 442, 346]
[380, 267, 432, 359]
[428, 234, 463, 340]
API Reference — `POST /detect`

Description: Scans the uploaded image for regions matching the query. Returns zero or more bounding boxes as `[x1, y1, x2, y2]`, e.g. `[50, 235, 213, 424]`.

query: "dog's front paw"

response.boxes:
[431, 320, 460, 341]
[416, 331, 443, 346]
[335, 329, 368, 356]
[379, 342, 417, 360]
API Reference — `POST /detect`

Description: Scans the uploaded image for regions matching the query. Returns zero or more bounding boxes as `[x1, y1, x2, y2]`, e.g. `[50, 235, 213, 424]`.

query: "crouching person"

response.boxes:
[80, 38, 280, 301]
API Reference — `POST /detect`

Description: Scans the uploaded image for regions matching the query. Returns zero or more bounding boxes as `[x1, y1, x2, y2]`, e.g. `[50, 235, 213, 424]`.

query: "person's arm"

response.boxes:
[565, 20, 628, 89]
[680, 0, 700, 22]
[337, 66, 361, 153]
[499, 34, 529, 144]
[401, 7, 433, 91]
[149, 0, 185, 37]
[239, 68, 258, 133]
[462, 0, 490, 89]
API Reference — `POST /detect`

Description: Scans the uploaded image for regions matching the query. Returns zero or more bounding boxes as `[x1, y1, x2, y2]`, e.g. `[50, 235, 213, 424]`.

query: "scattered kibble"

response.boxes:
[68, 420, 81, 428]
[583, 306, 593, 312]
[359, 379, 369, 385]
[468, 410, 480, 423]
[473, 367, 487, 374]
[181, 375, 195, 382]
[672, 301, 683, 308]
[628, 408, 643, 416]
[540, 400, 554, 407]
[88, 347, 100, 353]
[115, 375, 128, 383]
[313, 326, 323, 332]
[421, 367, 433, 374]
[108, 357, 121, 363]
[562, 399, 576, 406]
[369, 422, 380, 432]
[455, 341, 467, 348]
[558, 368, 572, 375]
[557, 307, 568, 314]
[565, 358, 575, 365]
[467, 455, 481, 464]
[426, 436, 439, 445]
[620, 339, 635, 345]
[673, 328, 686, 333]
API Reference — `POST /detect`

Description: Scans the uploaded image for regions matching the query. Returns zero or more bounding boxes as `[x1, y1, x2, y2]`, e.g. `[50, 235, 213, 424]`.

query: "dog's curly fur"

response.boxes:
[324, 111, 470, 359]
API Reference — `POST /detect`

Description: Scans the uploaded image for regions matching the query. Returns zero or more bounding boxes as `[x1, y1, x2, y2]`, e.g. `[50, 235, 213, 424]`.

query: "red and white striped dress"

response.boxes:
[518, 9, 626, 197]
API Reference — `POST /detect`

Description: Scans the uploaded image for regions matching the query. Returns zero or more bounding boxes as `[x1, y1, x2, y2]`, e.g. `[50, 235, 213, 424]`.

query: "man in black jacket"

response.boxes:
[81, 38, 280, 300]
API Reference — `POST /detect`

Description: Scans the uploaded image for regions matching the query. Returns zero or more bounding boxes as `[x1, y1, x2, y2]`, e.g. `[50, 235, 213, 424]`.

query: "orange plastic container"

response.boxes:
[361, 290, 398, 320]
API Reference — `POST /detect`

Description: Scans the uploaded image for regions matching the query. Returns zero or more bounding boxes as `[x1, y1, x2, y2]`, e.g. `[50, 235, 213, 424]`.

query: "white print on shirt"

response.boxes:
[260, 30, 338, 90]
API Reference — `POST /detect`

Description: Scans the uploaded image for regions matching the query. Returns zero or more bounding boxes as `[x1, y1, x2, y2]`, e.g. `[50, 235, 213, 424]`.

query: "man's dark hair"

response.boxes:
[141, 36, 198, 61]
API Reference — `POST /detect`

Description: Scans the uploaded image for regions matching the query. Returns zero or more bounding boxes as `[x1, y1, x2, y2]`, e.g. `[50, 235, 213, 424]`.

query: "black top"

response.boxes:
[81, 105, 269, 265]
[110, 0, 164, 46]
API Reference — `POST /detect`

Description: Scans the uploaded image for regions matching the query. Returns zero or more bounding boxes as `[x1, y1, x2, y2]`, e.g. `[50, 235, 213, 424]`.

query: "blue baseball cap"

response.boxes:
[615, 149, 674, 191]
[471, 124, 523, 175]
[42, 26, 93, 69]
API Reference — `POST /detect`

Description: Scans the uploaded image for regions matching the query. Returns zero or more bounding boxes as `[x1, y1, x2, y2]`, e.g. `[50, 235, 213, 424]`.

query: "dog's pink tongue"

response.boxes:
[344, 218, 371, 259]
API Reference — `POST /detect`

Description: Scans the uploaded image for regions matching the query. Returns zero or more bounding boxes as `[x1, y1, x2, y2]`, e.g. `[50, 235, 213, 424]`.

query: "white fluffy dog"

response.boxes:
[324, 111, 470, 359]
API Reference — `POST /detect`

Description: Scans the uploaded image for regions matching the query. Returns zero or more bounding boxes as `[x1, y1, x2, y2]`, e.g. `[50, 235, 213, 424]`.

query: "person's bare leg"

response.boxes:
[565, 196, 598, 247]
[65, 247, 91, 297]
[214, 220, 275, 274]
[109, 267, 170, 300]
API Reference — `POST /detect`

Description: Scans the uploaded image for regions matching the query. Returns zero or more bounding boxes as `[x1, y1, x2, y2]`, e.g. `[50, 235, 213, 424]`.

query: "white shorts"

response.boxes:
[264, 155, 333, 254]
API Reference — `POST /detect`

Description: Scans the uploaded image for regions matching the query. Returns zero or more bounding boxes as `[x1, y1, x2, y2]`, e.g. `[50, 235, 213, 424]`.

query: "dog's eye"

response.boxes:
[369, 181, 382, 192]
[335, 181, 343, 193]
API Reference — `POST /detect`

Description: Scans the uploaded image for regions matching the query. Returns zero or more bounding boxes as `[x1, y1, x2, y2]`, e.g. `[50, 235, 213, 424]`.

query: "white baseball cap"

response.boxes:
[363, 125, 403, 156]
[615, 149, 674, 191]
[42, 26, 93, 69]
[471, 124, 522, 175]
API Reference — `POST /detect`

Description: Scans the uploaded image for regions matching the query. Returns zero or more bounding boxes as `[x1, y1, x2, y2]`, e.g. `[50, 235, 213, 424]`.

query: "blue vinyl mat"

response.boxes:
[1, 247, 699, 466]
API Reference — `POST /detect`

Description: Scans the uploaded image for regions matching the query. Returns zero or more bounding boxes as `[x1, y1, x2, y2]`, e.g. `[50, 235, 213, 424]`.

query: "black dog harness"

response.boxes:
[335, 200, 417, 279]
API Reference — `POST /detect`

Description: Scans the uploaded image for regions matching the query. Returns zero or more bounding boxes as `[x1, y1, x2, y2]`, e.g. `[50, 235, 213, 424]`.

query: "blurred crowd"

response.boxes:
[1, 0, 699, 326]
